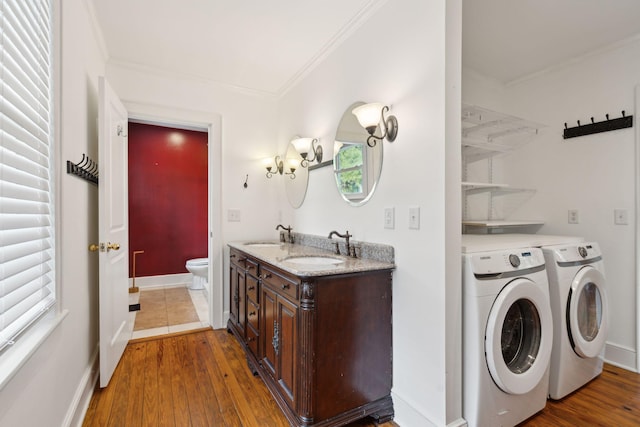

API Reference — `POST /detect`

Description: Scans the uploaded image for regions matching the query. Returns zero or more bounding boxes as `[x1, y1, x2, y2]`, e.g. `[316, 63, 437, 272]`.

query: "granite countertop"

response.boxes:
[228, 240, 395, 277]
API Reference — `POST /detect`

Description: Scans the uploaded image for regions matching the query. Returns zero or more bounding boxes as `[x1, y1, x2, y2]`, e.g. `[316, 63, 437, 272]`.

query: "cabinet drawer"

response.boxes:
[246, 324, 259, 357]
[247, 298, 259, 331]
[246, 277, 259, 302]
[229, 248, 243, 266]
[261, 265, 299, 301]
[230, 249, 259, 275]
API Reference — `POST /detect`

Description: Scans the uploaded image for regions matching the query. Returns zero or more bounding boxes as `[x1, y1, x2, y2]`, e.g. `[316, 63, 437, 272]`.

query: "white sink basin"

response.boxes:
[284, 256, 345, 266]
[244, 242, 281, 247]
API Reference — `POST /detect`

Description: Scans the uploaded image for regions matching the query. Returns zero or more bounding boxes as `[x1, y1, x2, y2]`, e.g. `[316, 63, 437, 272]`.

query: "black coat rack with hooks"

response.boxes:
[563, 111, 633, 139]
[66, 153, 99, 185]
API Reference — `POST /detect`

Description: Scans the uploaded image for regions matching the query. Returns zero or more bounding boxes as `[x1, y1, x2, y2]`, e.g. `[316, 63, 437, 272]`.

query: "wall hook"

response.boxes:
[243, 174, 248, 189]
[563, 111, 633, 139]
[66, 153, 99, 185]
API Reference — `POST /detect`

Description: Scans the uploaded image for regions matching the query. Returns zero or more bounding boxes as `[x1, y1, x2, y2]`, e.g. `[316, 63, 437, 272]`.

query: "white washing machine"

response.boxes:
[542, 242, 608, 400]
[463, 246, 553, 427]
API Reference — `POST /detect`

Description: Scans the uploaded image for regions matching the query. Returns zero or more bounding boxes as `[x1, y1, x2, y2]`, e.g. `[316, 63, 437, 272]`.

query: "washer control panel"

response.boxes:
[469, 248, 545, 275]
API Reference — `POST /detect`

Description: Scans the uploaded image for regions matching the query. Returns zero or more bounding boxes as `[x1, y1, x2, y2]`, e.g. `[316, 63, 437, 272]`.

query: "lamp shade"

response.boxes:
[286, 157, 298, 172]
[352, 103, 384, 129]
[263, 157, 275, 169]
[292, 137, 313, 155]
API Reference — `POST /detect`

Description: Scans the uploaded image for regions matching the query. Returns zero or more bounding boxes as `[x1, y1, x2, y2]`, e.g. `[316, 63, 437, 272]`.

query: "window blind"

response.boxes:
[0, 0, 55, 353]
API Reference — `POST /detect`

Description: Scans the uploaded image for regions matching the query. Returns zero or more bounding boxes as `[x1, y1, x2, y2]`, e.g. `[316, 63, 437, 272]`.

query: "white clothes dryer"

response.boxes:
[542, 242, 608, 400]
[463, 247, 553, 427]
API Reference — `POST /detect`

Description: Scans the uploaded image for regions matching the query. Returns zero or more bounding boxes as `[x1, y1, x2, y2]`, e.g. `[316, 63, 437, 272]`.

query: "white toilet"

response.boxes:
[185, 258, 208, 290]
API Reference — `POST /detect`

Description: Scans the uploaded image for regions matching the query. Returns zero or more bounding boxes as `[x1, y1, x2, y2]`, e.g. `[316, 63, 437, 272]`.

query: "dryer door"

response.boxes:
[568, 266, 607, 358]
[485, 278, 553, 395]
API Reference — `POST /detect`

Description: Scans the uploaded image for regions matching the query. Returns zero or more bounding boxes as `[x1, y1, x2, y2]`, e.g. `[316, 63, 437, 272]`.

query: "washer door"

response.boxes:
[568, 266, 607, 358]
[485, 278, 553, 395]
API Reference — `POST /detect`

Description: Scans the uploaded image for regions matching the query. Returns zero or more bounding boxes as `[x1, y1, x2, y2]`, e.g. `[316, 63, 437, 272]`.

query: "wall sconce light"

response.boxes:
[264, 155, 296, 179]
[291, 137, 322, 167]
[352, 103, 398, 147]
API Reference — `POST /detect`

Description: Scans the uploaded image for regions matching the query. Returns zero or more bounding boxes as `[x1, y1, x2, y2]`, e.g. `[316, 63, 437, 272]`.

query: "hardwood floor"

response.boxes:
[82, 329, 397, 427]
[83, 328, 640, 426]
[520, 364, 640, 426]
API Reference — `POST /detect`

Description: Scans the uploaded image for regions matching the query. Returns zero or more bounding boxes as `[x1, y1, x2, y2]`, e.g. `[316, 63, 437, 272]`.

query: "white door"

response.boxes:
[97, 76, 131, 387]
[485, 278, 553, 395]
[568, 266, 607, 358]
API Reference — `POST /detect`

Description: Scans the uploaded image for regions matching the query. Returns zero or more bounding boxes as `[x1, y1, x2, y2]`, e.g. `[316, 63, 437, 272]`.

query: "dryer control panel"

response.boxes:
[469, 247, 545, 275]
[545, 242, 602, 264]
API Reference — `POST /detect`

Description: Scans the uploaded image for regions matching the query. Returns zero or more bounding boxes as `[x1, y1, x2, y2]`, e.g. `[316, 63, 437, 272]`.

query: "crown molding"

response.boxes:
[507, 33, 640, 88]
[276, 0, 390, 98]
[82, 0, 109, 62]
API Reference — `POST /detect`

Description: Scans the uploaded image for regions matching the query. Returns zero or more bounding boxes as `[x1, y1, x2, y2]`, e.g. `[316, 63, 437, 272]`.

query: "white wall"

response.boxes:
[277, 0, 462, 425]
[0, 0, 106, 425]
[463, 38, 640, 370]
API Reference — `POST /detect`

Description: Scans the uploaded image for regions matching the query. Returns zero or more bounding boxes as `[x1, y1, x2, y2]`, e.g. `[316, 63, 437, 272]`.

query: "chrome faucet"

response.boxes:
[328, 230, 352, 256]
[276, 224, 293, 243]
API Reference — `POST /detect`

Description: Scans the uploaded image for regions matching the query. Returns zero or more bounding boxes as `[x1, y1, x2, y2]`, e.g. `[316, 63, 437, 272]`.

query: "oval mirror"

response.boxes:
[333, 102, 383, 206]
[284, 139, 309, 208]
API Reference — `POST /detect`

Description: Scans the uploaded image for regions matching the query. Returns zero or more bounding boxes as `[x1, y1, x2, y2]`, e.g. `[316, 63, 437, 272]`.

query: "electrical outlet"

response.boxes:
[409, 206, 420, 230]
[614, 209, 629, 225]
[228, 209, 241, 222]
[384, 207, 395, 229]
[568, 209, 579, 224]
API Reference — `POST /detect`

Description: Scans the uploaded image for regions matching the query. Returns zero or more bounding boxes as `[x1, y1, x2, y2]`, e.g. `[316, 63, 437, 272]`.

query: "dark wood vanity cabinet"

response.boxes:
[227, 248, 394, 427]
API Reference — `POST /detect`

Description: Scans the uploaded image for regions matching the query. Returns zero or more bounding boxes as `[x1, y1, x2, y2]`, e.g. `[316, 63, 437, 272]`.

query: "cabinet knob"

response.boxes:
[249, 311, 256, 317]
[248, 285, 255, 291]
[281, 283, 290, 290]
[262, 272, 272, 279]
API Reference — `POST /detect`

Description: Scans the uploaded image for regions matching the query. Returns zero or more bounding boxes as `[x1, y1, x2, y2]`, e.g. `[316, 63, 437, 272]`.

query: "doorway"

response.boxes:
[127, 121, 210, 339]
[122, 102, 224, 336]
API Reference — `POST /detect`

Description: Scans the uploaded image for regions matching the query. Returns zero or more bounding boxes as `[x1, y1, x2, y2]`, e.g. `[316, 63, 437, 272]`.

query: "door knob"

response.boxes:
[107, 242, 120, 251]
[89, 242, 120, 252]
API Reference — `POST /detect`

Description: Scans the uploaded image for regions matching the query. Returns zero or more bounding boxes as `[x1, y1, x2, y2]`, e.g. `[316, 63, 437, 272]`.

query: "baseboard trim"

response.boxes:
[448, 418, 468, 427]
[391, 390, 439, 427]
[605, 341, 637, 372]
[129, 273, 192, 290]
[64, 344, 99, 427]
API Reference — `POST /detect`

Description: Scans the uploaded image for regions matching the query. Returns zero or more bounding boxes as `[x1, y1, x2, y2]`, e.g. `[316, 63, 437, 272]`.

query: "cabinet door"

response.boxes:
[237, 268, 246, 336]
[229, 263, 239, 326]
[261, 286, 278, 377]
[230, 263, 246, 336]
[277, 296, 298, 406]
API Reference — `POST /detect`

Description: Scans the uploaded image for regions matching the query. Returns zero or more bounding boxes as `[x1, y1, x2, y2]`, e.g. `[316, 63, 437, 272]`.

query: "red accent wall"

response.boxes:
[128, 122, 208, 277]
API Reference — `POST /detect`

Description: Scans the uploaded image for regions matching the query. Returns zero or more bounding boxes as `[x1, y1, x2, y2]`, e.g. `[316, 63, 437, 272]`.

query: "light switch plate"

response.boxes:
[568, 209, 579, 224]
[614, 209, 629, 225]
[228, 209, 241, 222]
[409, 207, 420, 230]
[384, 207, 395, 229]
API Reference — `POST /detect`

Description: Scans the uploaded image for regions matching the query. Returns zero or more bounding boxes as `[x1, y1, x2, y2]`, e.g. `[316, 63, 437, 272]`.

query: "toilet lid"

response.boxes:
[186, 258, 208, 265]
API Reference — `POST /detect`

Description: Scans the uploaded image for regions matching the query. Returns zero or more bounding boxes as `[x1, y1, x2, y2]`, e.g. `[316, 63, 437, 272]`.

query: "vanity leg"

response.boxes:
[369, 396, 394, 425]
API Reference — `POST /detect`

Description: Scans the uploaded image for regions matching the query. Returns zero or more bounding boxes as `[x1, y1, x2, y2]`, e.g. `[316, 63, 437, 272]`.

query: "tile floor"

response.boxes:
[129, 284, 210, 340]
